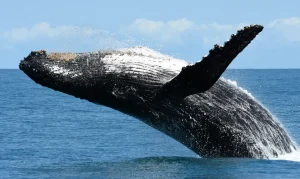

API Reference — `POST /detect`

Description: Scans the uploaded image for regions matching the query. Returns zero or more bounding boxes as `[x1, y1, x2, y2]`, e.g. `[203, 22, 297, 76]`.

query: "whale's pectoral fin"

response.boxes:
[154, 25, 263, 100]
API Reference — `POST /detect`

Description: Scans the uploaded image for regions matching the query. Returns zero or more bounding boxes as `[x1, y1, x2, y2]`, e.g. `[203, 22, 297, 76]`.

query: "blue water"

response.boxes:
[1, 69, 300, 179]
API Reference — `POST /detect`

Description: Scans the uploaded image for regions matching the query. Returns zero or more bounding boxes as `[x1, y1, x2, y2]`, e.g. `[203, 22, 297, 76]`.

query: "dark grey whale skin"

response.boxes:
[19, 25, 297, 159]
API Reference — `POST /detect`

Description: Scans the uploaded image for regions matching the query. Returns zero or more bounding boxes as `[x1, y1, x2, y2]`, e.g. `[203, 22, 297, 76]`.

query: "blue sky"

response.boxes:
[1, 0, 300, 69]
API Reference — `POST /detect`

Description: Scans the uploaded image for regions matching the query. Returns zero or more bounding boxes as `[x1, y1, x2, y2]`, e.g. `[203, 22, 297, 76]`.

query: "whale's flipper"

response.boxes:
[155, 25, 263, 99]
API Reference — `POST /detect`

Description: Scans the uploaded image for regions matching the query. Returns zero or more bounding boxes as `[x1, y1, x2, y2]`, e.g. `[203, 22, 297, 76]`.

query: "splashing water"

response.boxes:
[272, 150, 300, 162]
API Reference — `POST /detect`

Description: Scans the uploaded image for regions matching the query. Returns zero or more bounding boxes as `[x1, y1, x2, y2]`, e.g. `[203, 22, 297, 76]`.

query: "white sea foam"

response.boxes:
[271, 149, 300, 162]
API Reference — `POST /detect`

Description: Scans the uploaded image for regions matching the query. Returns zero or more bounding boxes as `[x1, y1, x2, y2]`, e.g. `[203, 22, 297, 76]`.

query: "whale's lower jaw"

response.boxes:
[19, 24, 297, 159]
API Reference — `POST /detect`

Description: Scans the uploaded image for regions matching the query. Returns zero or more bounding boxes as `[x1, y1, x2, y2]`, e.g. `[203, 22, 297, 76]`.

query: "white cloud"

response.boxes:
[0, 22, 141, 51]
[125, 17, 300, 45]
[1, 22, 109, 42]
[198, 23, 234, 31]
[125, 18, 254, 45]
[3, 17, 300, 51]
[268, 17, 300, 27]
[267, 17, 300, 42]
[166, 19, 195, 32]
[197, 23, 240, 47]
[126, 18, 195, 42]
[128, 19, 164, 35]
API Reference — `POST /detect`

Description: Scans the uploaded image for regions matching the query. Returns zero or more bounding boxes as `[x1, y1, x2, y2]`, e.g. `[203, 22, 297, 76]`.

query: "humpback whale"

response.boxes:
[19, 24, 297, 159]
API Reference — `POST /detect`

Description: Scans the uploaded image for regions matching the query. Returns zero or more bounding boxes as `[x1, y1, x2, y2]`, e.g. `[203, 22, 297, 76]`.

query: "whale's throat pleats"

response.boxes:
[154, 25, 263, 100]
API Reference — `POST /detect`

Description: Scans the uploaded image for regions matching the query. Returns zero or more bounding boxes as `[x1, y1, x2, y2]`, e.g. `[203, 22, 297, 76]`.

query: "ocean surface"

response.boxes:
[1, 69, 300, 179]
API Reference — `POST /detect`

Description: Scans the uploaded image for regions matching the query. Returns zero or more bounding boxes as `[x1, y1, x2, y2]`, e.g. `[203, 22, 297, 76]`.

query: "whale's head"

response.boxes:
[19, 47, 188, 111]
